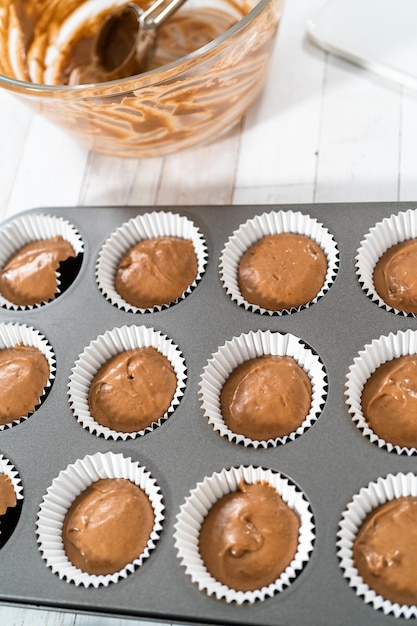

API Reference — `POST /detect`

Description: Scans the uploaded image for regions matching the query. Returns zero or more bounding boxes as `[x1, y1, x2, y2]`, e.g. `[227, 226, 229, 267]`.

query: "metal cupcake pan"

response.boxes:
[0, 201, 416, 626]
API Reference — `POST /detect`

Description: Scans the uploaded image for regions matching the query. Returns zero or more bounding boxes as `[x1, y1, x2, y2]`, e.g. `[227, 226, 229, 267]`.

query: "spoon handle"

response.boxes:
[141, 0, 188, 28]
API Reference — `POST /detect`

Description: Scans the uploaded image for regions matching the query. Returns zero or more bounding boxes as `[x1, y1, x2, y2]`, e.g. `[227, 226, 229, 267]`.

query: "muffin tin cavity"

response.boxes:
[337, 472, 417, 619]
[356, 207, 417, 316]
[0, 213, 84, 310]
[36, 452, 164, 587]
[68, 325, 187, 440]
[199, 330, 327, 448]
[174, 465, 315, 604]
[0, 322, 56, 430]
[0, 454, 23, 549]
[219, 209, 339, 315]
[1, 202, 417, 626]
[346, 328, 417, 455]
[95, 211, 207, 313]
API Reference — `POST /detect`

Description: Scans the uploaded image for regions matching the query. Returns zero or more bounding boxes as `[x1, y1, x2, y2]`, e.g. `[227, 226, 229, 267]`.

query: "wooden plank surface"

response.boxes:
[0, 0, 417, 624]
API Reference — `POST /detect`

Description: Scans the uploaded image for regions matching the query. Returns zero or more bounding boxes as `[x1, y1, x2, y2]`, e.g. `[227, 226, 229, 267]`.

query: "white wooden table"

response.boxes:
[0, 0, 417, 624]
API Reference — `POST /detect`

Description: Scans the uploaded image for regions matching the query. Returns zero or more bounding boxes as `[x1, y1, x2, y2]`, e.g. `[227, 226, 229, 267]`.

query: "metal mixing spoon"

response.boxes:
[72, 0, 187, 84]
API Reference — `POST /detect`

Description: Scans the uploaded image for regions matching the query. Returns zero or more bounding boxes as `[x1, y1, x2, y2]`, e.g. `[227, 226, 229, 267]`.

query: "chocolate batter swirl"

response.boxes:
[0, 0, 283, 156]
[199, 480, 300, 591]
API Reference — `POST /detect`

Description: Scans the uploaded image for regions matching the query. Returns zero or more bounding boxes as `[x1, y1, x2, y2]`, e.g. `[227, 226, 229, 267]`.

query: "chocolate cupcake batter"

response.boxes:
[238, 233, 328, 311]
[0, 236, 76, 306]
[0, 345, 50, 425]
[88, 346, 177, 432]
[199, 480, 300, 591]
[0, 0, 251, 85]
[115, 236, 198, 309]
[353, 496, 417, 606]
[0, 474, 17, 516]
[220, 355, 312, 440]
[62, 478, 154, 576]
[361, 355, 417, 448]
[0, 0, 282, 157]
[373, 238, 417, 313]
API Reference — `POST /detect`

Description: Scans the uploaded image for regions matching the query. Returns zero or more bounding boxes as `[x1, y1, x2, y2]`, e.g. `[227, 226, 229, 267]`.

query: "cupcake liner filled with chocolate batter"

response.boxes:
[0, 454, 24, 549]
[219, 209, 339, 315]
[0, 322, 56, 430]
[199, 329, 327, 448]
[337, 472, 417, 619]
[68, 324, 187, 440]
[346, 328, 417, 455]
[0, 213, 84, 310]
[174, 465, 314, 603]
[356, 207, 417, 316]
[36, 451, 164, 587]
[96, 211, 207, 313]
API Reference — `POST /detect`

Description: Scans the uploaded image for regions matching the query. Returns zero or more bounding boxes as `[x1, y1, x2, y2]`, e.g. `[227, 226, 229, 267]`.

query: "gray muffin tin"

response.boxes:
[0, 201, 416, 626]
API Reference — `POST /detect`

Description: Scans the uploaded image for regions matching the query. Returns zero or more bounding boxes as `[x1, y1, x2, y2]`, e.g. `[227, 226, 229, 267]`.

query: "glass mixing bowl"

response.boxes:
[0, 0, 285, 158]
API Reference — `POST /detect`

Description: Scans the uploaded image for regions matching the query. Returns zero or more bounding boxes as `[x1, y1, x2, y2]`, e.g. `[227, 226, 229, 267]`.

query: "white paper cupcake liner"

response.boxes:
[337, 472, 417, 619]
[0, 454, 24, 506]
[199, 330, 327, 448]
[95, 211, 208, 313]
[219, 210, 339, 315]
[68, 324, 187, 440]
[174, 465, 315, 604]
[0, 213, 84, 310]
[345, 328, 417, 456]
[0, 454, 24, 546]
[36, 451, 165, 588]
[356, 207, 417, 316]
[0, 322, 56, 431]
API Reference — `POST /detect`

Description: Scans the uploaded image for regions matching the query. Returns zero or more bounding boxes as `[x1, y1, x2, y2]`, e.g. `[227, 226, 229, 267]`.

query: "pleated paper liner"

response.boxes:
[337, 472, 417, 619]
[219, 209, 339, 315]
[95, 210, 208, 313]
[0, 212, 84, 310]
[199, 329, 327, 448]
[36, 451, 164, 588]
[356, 207, 417, 316]
[0, 454, 24, 549]
[345, 328, 417, 456]
[0, 322, 56, 431]
[174, 465, 315, 604]
[68, 324, 187, 440]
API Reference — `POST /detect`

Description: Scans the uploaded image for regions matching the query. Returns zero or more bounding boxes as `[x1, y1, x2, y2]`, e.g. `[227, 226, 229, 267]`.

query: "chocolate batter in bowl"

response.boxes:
[0, 0, 285, 157]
